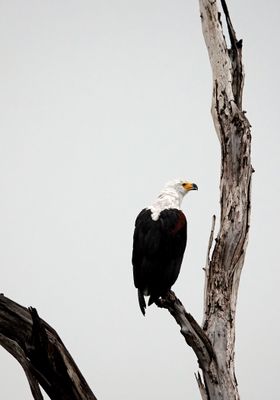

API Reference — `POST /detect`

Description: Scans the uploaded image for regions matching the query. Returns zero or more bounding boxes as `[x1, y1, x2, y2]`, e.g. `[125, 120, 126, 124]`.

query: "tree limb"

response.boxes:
[0, 294, 98, 400]
[156, 291, 216, 370]
[195, 371, 208, 400]
[0, 334, 44, 400]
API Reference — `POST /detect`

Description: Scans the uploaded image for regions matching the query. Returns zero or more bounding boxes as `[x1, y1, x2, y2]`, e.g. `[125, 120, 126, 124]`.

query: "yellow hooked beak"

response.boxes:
[182, 182, 198, 191]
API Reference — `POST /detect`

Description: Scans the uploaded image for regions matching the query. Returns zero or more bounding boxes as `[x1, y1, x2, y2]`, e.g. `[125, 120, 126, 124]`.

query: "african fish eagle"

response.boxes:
[132, 179, 198, 315]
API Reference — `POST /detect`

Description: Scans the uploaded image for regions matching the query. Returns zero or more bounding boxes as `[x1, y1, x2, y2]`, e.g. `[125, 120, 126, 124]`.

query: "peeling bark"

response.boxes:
[200, 0, 252, 398]
[158, 1, 252, 399]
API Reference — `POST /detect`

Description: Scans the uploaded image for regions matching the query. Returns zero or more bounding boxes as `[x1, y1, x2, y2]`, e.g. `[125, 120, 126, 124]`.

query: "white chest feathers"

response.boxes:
[149, 188, 184, 221]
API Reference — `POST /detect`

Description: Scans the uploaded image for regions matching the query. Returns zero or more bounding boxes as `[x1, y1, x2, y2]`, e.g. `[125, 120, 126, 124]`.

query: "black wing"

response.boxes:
[132, 208, 187, 307]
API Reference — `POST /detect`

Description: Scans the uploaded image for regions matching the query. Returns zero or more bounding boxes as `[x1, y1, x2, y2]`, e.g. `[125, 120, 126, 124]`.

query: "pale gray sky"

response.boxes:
[0, 1, 279, 399]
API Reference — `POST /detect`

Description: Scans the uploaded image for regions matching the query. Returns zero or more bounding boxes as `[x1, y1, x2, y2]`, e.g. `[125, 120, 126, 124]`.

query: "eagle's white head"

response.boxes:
[163, 178, 198, 195]
[149, 178, 198, 220]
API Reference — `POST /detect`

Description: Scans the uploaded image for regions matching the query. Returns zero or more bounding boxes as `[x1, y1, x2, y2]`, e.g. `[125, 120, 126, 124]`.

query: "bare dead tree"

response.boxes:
[0, 1, 251, 399]
[157, 0, 252, 399]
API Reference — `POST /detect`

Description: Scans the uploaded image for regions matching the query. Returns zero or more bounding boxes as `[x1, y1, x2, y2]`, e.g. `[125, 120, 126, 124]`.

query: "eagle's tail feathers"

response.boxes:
[138, 290, 146, 316]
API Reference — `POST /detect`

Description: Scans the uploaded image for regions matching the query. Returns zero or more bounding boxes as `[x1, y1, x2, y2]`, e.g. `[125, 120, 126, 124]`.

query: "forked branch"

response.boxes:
[0, 294, 97, 400]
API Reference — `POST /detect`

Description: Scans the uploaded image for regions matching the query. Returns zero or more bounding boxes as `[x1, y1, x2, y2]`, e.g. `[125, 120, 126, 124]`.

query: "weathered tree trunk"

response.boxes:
[158, 1, 252, 399]
[0, 294, 98, 400]
[200, 0, 252, 397]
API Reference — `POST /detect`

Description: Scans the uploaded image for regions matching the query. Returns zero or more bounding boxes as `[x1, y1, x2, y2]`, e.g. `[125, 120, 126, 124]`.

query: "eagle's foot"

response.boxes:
[155, 290, 176, 309]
